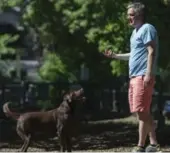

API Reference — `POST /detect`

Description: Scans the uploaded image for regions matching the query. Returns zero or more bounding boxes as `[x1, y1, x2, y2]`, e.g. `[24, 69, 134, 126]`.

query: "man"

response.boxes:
[104, 2, 160, 152]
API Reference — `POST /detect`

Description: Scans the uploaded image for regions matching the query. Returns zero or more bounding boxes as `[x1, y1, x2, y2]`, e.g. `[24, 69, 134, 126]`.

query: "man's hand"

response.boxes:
[103, 49, 117, 58]
[103, 50, 130, 61]
[143, 74, 151, 87]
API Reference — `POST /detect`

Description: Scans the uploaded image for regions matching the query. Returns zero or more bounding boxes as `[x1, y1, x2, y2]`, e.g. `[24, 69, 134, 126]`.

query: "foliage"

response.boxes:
[0, 0, 22, 79]
[1, 0, 170, 84]
[0, 35, 19, 55]
[23, 0, 131, 82]
[0, 0, 22, 8]
[39, 52, 77, 82]
[0, 34, 20, 78]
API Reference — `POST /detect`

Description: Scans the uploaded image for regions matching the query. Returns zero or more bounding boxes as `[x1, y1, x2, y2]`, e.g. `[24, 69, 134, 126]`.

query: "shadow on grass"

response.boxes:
[84, 111, 131, 122]
[0, 119, 170, 152]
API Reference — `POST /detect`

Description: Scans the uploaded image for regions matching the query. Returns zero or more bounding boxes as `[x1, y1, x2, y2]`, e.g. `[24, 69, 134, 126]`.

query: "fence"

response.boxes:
[0, 80, 169, 117]
[0, 80, 169, 141]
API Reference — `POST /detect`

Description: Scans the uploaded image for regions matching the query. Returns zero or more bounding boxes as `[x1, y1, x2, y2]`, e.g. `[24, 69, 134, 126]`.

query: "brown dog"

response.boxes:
[3, 88, 85, 152]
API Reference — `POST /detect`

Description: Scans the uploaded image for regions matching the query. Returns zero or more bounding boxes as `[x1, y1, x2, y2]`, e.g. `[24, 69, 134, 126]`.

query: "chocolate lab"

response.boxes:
[3, 88, 85, 152]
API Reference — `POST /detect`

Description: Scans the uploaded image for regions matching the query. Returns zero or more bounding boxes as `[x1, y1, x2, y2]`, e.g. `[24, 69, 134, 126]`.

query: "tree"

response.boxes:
[21, 0, 131, 82]
[3, 0, 170, 84]
[39, 52, 77, 82]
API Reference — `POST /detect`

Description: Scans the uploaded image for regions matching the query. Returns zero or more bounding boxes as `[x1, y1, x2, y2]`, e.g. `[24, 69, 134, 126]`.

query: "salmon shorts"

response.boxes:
[128, 76, 155, 113]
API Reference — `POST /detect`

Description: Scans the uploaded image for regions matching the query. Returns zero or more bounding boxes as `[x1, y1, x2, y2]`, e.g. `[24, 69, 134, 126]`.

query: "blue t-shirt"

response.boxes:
[129, 23, 158, 77]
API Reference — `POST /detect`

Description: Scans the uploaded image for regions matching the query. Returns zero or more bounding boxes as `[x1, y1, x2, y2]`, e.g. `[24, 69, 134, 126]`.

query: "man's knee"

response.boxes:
[137, 112, 150, 121]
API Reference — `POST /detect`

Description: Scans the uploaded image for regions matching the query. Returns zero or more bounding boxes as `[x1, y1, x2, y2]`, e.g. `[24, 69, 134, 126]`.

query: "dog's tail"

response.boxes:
[2, 102, 20, 120]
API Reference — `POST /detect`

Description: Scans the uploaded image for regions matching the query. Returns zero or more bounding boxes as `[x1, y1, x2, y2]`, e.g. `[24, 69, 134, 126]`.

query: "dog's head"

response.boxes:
[63, 88, 86, 104]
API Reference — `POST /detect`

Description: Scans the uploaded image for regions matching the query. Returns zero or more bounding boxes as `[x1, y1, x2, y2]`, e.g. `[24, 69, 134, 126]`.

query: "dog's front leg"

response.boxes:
[57, 122, 66, 152]
[22, 134, 31, 152]
[65, 134, 72, 152]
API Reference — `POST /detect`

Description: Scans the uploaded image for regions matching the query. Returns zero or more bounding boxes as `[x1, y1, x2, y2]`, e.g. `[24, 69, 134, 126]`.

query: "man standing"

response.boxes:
[104, 2, 160, 152]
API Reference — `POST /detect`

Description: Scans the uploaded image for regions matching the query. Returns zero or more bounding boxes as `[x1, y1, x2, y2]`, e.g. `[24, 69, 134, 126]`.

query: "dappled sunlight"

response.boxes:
[0, 116, 170, 152]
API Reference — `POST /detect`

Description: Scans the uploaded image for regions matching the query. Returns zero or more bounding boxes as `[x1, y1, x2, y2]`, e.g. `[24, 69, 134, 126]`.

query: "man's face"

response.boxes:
[127, 7, 138, 27]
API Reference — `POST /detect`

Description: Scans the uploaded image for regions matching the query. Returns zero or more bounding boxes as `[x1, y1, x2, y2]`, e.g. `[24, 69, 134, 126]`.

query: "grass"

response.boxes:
[0, 115, 170, 152]
[81, 116, 170, 152]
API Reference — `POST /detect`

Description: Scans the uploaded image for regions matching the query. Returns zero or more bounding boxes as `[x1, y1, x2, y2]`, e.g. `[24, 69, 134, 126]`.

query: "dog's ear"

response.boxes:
[63, 95, 72, 103]
[61, 90, 66, 95]
[61, 88, 70, 96]
[67, 97, 72, 103]
[61, 90, 67, 100]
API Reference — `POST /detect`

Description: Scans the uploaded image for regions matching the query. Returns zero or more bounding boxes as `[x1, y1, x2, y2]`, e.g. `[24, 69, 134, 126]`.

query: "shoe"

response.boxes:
[132, 146, 145, 152]
[145, 144, 161, 152]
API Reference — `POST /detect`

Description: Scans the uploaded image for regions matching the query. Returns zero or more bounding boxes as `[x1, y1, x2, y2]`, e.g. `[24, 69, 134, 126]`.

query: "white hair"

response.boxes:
[127, 2, 145, 17]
